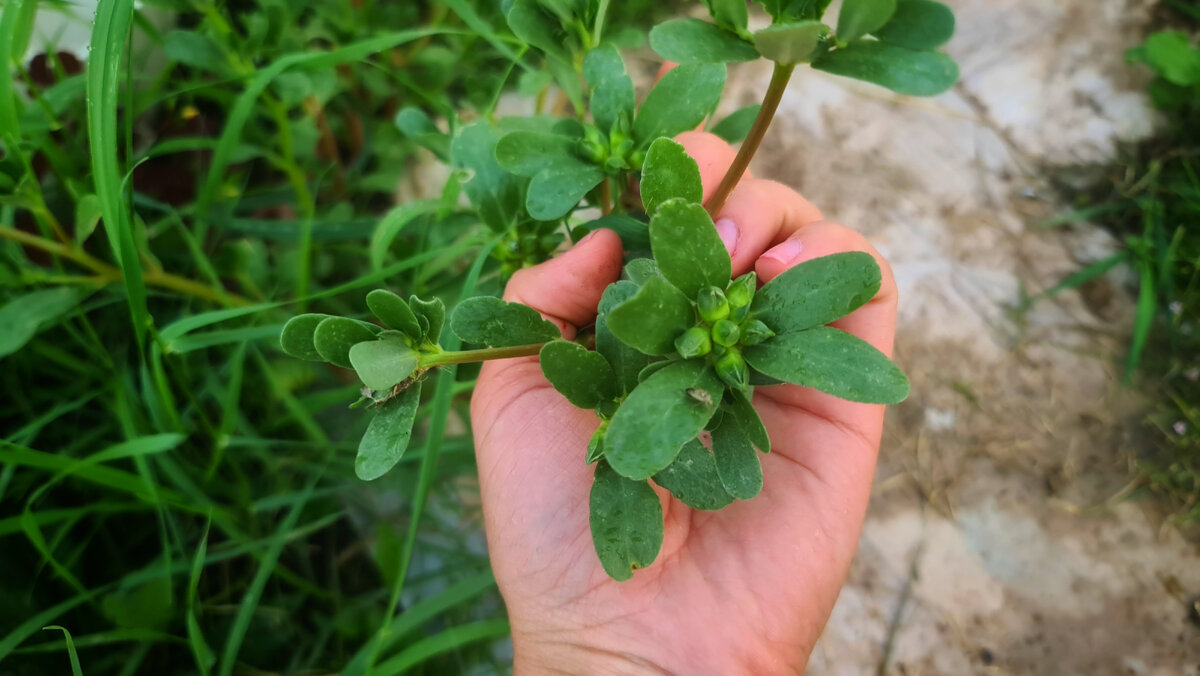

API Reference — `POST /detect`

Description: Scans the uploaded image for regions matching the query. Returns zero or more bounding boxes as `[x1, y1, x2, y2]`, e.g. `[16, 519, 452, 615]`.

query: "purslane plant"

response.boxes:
[282, 0, 958, 580]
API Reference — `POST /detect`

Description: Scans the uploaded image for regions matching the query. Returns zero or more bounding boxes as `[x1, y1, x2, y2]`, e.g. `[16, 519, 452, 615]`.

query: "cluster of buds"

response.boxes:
[674, 272, 775, 390]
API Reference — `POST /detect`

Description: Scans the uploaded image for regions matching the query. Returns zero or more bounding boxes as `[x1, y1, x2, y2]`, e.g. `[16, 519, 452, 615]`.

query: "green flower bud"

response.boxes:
[697, 286, 730, 322]
[715, 349, 748, 390]
[740, 319, 776, 346]
[629, 149, 646, 170]
[726, 272, 756, 308]
[605, 155, 627, 173]
[711, 319, 740, 347]
[674, 326, 712, 359]
[577, 134, 606, 164]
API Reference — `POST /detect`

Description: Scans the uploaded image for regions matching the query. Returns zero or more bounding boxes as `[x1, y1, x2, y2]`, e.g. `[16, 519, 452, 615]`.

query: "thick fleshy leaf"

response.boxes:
[587, 424, 607, 463]
[873, 0, 955, 50]
[356, 383, 422, 481]
[584, 46, 635, 134]
[605, 361, 723, 480]
[633, 63, 726, 147]
[450, 296, 560, 347]
[710, 104, 761, 143]
[744, 326, 910, 403]
[313, 317, 381, 369]
[652, 438, 733, 510]
[578, 214, 650, 251]
[451, 122, 525, 233]
[813, 41, 959, 96]
[753, 21, 829, 65]
[0, 288, 90, 359]
[605, 276, 695, 356]
[752, 251, 881, 334]
[526, 163, 605, 220]
[365, 289, 421, 340]
[540, 340, 619, 409]
[506, 0, 569, 61]
[394, 107, 449, 160]
[650, 199, 731, 298]
[590, 460, 663, 581]
[280, 313, 333, 362]
[640, 138, 703, 217]
[624, 258, 661, 286]
[753, 0, 835, 22]
[707, 0, 750, 32]
[649, 18, 759, 64]
[409, 296, 445, 344]
[596, 281, 651, 395]
[725, 388, 770, 452]
[349, 339, 419, 391]
[711, 413, 763, 499]
[495, 131, 579, 177]
[836, 0, 896, 42]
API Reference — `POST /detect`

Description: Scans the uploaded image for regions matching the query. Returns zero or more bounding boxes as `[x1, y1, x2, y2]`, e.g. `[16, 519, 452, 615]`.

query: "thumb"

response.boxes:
[502, 229, 624, 339]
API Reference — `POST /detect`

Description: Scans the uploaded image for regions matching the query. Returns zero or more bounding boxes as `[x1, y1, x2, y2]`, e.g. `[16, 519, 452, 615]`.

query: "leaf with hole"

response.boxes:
[605, 360, 723, 480]
[652, 438, 733, 510]
[589, 460, 663, 581]
[540, 340, 620, 409]
[872, 0, 955, 50]
[650, 18, 759, 64]
[605, 276, 695, 356]
[744, 326, 910, 403]
[279, 313, 333, 362]
[641, 138, 703, 216]
[356, 383, 423, 481]
[650, 199, 732, 298]
[813, 41, 959, 96]
[313, 317, 381, 369]
[450, 296, 560, 347]
[349, 339, 419, 391]
[752, 252, 881, 334]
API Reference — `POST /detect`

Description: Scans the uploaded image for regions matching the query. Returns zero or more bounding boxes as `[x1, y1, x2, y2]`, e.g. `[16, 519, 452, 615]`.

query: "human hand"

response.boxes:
[470, 130, 898, 674]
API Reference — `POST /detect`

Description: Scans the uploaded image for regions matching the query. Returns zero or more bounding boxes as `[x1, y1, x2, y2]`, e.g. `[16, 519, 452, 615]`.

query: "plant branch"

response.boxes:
[705, 62, 795, 219]
[419, 342, 545, 368]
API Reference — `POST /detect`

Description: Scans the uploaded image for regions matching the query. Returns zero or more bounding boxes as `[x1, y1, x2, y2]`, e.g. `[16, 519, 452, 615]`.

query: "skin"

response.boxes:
[470, 131, 899, 674]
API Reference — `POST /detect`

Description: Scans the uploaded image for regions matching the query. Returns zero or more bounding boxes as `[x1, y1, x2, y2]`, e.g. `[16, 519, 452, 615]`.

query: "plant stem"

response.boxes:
[600, 178, 613, 216]
[420, 342, 545, 368]
[705, 62, 795, 220]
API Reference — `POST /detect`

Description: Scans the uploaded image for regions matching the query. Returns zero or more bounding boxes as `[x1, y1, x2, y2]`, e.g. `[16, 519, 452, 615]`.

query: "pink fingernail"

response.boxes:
[714, 218, 738, 256]
[761, 238, 803, 265]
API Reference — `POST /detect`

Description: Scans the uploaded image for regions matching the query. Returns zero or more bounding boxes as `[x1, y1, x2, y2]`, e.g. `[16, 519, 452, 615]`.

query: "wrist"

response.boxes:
[512, 633, 674, 676]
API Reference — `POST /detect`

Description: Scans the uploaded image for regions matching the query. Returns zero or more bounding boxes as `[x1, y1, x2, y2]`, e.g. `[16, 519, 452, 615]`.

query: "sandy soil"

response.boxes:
[713, 0, 1200, 673]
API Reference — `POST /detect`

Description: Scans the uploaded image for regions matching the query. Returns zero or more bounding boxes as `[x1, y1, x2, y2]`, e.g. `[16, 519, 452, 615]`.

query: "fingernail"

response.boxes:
[714, 218, 738, 257]
[761, 237, 803, 265]
[575, 229, 600, 247]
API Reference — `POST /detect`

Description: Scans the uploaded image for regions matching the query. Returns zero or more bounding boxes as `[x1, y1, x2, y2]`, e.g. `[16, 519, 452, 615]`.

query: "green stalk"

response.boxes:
[419, 343, 546, 369]
[705, 62, 795, 219]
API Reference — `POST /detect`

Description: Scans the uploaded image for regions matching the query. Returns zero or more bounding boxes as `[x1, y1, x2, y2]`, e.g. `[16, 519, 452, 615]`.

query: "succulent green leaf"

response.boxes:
[652, 438, 733, 510]
[450, 296, 560, 347]
[495, 131, 581, 177]
[365, 289, 421, 339]
[624, 258, 661, 285]
[754, 0, 834, 22]
[744, 326, 910, 403]
[813, 41, 959, 96]
[649, 19, 759, 64]
[605, 276, 695, 356]
[587, 424, 607, 463]
[633, 63, 726, 147]
[596, 281, 652, 395]
[540, 340, 620, 409]
[408, 296, 445, 344]
[837, 0, 896, 42]
[1128, 31, 1200, 86]
[313, 317, 381, 369]
[711, 412, 764, 500]
[707, 0, 750, 32]
[725, 388, 770, 452]
[526, 163, 606, 220]
[506, 0, 569, 62]
[640, 138, 703, 217]
[590, 460, 664, 581]
[0, 288, 90, 359]
[753, 21, 829, 65]
[394, 106, 449, 161]
[873, 0, 955, 50]
[451, 122, 525, 233]
[349, 339, 419, 391]
[710, 104, 762, 143]
[280, 313, 333, 362]
[580, 214, 651, 252]
[752, 251, 881, 334]
[584, 46, 635, 133]
[650, 199, 732, 298]
[356, 383, 422, 481]
[605, 361, 723, 480]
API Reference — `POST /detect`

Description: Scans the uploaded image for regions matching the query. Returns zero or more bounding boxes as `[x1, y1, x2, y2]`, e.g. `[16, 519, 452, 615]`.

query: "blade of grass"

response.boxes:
[373, 620, 511, 676]
[1031, 251, 1128, 303]
[88, 0, 149, 349]
[40, 626, 84, 676]
[187, 514, 216, 674]
[1126, 262, 1157, 381]
[0, 589, 100, 662]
